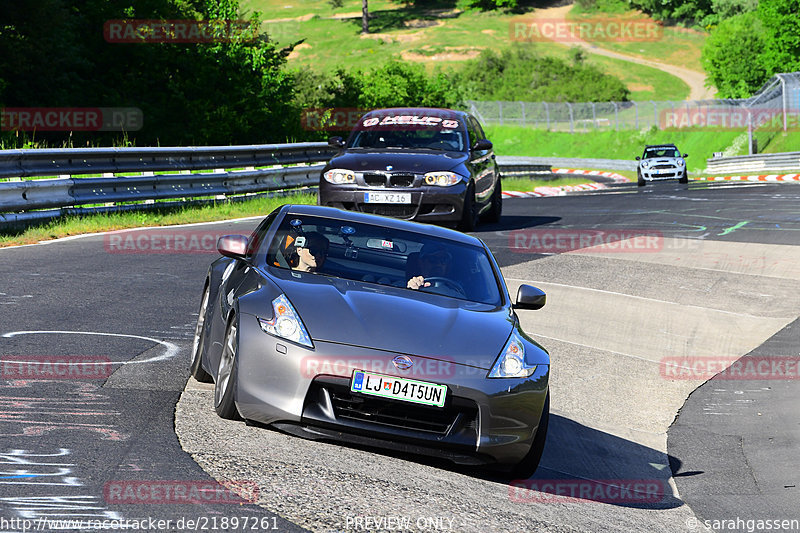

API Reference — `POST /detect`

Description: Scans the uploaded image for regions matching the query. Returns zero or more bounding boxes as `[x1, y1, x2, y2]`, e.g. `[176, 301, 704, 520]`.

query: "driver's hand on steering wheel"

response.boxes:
[407, 276, 430, 290]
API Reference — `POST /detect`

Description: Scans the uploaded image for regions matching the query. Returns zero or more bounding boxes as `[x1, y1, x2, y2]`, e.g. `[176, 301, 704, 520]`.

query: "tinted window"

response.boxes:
[265, 215, 502, 305]
[348, 112, 467, 152]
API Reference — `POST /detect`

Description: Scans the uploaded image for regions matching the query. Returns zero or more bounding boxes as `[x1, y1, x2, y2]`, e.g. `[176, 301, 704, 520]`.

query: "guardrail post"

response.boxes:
[613, 102, 619, 131]
[567, 103, 574, 134]
[543, 102, 550, 131]
[592, 103, 597, 130]
[651, 101, 658, 129]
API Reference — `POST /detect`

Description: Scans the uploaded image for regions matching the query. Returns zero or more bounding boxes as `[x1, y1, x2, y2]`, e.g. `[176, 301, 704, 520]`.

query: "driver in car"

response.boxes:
[407, 242, 453, 290]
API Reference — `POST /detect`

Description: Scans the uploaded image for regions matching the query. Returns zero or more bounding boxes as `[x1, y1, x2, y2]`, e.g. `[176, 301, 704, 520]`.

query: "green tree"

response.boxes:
[757, 0, 800, 76]
[702, 11, 768, 98]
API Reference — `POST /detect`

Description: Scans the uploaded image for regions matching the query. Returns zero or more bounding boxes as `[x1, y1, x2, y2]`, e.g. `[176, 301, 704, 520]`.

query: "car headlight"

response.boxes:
[258, 294, 313, 348]
[487, 333, 536, 378]
[424, 172, 461, 187]
[676, 159, 685, 167]
[323, 169, 356, 184]
[641, 161, 650, 169]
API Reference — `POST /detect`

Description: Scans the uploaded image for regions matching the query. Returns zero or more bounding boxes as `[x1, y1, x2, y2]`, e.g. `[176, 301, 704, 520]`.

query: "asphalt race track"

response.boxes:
[1, 179, 799, 532]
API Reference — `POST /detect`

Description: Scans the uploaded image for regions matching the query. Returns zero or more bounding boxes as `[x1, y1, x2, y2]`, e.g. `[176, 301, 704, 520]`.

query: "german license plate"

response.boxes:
[364, 192, 411, 204]
[350, 370, 446, 407]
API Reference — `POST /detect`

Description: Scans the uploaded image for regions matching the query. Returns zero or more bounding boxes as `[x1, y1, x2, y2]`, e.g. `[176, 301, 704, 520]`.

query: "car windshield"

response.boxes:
[644, 148, 680, 158]
[348, 113, 467, 151]
[266, 214, 502, 305]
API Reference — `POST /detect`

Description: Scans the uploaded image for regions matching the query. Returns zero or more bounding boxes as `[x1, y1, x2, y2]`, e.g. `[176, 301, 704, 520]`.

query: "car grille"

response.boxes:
[361, 172, 417, 188]
[363, 173, 387, 187]
[389, 173, 415, 187]
[651, 164, 676, 169]
[303, 379, 479, 439]
[360, 204, 417, 218]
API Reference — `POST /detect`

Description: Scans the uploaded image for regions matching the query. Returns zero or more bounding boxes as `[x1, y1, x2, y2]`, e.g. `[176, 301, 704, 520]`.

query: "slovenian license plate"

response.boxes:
[364, 192, 411, 204]
[350, 370, 447, 407]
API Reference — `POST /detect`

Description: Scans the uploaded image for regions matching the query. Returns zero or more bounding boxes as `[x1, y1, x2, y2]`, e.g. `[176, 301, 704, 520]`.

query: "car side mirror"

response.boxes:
[682, 153, 688, 158]
[472, 139, 493, 152]
[513, 285, 546, 310]
[328, 136, 346, 148]
[217, 235, 249, 259]
[635, 156, 641, 161]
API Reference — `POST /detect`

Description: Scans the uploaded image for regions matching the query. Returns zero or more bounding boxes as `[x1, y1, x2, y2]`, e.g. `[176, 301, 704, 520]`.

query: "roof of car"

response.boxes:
[360, 107, 469, 121]
[280, 204, 482, 247]
[644, 144, 679, 149]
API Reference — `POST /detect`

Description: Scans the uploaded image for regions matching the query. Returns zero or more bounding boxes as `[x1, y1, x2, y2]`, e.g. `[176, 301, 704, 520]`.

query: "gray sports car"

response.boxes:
[190, 204, 550, 477]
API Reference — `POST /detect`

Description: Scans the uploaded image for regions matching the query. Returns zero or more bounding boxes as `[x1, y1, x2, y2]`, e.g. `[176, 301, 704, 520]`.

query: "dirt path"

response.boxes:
[530, 5, 715, 101]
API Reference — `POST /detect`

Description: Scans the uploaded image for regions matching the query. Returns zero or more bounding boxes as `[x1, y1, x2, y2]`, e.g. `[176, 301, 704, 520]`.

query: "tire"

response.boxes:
[214, 317, 242, 420]
[458, 182, 479, 232]
[190, 285, 213, 383]
[637, 170, 646, 187]
[678, 171, 688, 184]
[513, 392, 550, 479]
[482, 179, 502, 224]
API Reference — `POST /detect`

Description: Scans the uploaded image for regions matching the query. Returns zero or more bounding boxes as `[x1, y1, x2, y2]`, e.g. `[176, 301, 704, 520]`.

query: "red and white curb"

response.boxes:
[692, 174, 800, 182]
[502, 168, 630, 198]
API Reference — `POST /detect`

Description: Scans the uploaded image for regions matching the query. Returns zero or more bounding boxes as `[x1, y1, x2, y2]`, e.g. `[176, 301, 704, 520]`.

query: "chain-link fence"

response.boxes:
[467, 72, 800, 155]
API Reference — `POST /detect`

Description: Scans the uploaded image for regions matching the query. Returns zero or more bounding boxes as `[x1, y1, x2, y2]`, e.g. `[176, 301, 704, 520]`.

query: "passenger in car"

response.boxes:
[288, 231, 330, 273]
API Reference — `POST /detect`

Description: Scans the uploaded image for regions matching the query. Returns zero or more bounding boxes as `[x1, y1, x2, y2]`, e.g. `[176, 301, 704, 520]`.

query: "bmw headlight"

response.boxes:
[488, 333, 537, 378]
[676, 159, 685, 167]
[323, 169, 356, 184]
[641, 161, 650, 169]
[258, 294, 313, 348]
[424, 171, 461, 187]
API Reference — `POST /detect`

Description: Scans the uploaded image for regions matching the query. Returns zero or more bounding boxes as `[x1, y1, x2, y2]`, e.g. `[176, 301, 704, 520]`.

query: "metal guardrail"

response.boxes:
[497, 156, 637, 172]
[705, 152, 800, 174]
[0, 143, 338, 225]
[0, 146, 639, 226]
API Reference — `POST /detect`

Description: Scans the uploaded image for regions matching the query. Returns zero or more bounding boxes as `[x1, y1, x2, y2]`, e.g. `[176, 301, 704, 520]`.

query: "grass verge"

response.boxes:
[0, 193, 316, 248]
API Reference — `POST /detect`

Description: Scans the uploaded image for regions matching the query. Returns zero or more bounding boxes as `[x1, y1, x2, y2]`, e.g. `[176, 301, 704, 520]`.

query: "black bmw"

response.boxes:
[317, 107, 502, 231]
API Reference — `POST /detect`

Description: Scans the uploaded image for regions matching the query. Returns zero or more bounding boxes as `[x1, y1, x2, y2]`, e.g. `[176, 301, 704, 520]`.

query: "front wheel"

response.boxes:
[190, 285, 213, 383]
[678, 172, 688, 184]
[513, 392, 549, 479]
[482, 179, 502, 223]
[214, 317, 242, 420]
[458, 182, 479, 232]
[637, 170, 646, 187]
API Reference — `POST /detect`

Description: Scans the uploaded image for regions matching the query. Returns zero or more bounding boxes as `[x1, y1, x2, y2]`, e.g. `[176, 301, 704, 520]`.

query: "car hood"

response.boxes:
[642, 157, 682, 165]
[271, 270, 512, 369]
[328, 150, 467, 174]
